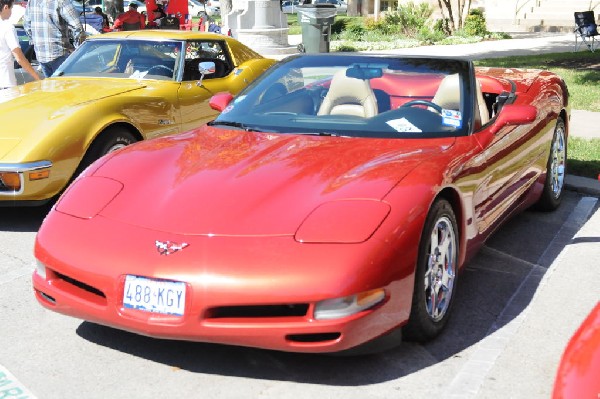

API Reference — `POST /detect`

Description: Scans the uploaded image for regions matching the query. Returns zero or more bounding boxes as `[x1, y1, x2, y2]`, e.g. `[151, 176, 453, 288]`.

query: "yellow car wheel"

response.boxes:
[75, 128, 138, 179]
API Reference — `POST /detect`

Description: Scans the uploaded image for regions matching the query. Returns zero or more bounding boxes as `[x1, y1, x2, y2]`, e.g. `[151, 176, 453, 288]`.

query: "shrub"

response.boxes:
[363, 15, 392, 34]
[418, 26, 447, 44]
[433, 18, 452, 36]
[331, 16, 350, 35]
[463, 8, 489, 37]
[360, 1, 433, 37]
[490, 31, 512, 40]
[335, 44, 358, 52]
[334, 23, 368, 41]
[386, 1, 433, 36]
[346, 22, 366, 36]
[331, 16, 369, 40]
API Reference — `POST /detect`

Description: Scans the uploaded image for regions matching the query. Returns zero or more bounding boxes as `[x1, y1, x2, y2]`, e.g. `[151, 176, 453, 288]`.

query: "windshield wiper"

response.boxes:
[208, 121, 262, 132]
[294, 131, 342, 137]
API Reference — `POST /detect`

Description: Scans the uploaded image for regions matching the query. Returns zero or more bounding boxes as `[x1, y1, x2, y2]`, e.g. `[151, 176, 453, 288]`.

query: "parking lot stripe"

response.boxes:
[0, 364, 37, 399]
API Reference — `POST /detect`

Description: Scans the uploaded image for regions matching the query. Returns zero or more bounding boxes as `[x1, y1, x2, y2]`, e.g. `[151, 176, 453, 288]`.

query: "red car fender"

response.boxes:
[553, 303, 600, 399]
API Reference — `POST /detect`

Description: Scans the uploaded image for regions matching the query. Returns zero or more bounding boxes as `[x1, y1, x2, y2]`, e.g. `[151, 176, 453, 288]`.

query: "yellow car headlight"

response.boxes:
[0, 161, 52, 194]
[0, 172, 21, 191]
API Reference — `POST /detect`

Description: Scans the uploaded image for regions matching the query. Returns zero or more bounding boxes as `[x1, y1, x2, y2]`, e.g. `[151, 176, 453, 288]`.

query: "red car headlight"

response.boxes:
[35, 259, 47, 279]
[295, 200, 390, 243]
[56, 176, 123, 219]
[314, 289, 386, 320]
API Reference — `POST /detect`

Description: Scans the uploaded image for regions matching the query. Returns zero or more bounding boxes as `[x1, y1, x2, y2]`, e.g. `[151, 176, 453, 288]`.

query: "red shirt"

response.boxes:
[113, 9, 146, 30]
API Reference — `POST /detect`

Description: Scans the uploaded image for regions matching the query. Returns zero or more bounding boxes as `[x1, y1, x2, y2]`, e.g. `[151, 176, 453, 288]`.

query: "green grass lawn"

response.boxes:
[287, 14, 301, 35]
[475, 52, 600, 112]
[568, 137, 600, 180]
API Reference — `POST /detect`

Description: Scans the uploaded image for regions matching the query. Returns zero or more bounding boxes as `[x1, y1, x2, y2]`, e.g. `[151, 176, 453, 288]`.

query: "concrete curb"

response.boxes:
[565, 174, 600, 197]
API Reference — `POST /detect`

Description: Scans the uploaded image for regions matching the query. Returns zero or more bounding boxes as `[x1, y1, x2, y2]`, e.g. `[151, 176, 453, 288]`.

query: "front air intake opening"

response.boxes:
[206, 304, 309, 319]
[39, 291, 56, 304]
[286, 332, 341, 343]
[55, 272, 106, 298]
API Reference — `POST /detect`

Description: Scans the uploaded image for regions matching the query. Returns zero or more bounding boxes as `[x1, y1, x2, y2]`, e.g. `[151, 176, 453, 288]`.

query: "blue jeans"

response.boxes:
[40, 54, 70, 78]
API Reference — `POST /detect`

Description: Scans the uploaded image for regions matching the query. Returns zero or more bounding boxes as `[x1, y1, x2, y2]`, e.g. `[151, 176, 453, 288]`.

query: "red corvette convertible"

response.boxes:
[33, 54, 569, 353]
[553, 303, 600, 398]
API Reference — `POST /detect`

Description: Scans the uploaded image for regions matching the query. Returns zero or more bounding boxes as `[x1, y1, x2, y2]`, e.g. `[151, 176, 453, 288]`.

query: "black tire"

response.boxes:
[404, 199, 459, 342]
[535, 117, 567, 211]
[74, 127, 137, 178]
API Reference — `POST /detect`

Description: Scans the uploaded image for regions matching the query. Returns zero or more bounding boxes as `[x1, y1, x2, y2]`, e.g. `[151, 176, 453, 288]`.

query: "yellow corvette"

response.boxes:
[0, 30, 276, 205]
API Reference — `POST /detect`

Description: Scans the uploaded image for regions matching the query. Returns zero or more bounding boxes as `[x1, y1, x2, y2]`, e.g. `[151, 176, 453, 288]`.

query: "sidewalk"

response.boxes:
[359, 32, 577, 59]
[283, 32, 576, 60]
[274, 33, 600, 197]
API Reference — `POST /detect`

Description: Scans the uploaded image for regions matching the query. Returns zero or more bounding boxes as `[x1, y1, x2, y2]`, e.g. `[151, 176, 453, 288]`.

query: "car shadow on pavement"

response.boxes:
[75, 192, 591, 385]
[0, 203, 52, 232]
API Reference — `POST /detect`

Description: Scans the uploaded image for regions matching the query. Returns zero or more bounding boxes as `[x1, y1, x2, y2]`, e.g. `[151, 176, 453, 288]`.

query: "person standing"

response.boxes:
[113, 3, 145, 31]
[23, 0, 84, 78]
[95, 7, 111, 31]
[147, 3, 166, 28]
[0, 0, 40, 87]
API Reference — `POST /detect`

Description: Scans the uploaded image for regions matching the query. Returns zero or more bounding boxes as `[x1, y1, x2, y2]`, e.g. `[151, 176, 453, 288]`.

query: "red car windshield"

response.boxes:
[212, 54, 475, 138]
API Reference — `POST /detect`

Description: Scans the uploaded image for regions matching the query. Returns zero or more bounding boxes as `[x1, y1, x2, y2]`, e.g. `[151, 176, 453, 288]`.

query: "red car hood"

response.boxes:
[92, 126, 455, 235]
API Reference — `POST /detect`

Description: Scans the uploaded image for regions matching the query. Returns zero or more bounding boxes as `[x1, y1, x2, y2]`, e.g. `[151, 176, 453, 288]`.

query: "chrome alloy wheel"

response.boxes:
[424, 215, 457, 322]
[550, 125, 566, 199]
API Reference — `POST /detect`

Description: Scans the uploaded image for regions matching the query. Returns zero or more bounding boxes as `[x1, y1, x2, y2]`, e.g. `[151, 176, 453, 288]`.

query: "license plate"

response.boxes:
[123, 275, 186, 316]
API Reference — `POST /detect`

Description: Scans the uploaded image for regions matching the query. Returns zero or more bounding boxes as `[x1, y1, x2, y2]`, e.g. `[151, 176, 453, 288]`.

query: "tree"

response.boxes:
[436, 0, 472, 32]
[346, 0, 361, 16]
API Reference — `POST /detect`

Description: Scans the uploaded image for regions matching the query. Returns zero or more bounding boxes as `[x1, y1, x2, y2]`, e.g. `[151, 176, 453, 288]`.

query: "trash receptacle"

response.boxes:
[296, 4, 336, 53]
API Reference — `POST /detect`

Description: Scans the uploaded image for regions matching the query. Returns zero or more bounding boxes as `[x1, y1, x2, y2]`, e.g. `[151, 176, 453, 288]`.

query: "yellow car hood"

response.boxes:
[0, 138, 19, 159]
[0, 79, 147, 141]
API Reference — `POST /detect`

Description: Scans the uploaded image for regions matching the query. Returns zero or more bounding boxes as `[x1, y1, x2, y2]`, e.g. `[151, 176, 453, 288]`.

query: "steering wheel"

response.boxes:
[147, 65, 174, 76]
[401, 100, 443, 114]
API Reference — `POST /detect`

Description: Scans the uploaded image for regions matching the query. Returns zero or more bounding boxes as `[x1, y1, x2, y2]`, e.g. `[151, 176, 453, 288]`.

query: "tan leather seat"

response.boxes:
[432, 73, 490, 127]
[432, 74, 461, 111]
[318, 69, 378, 118]
[475, 81, 490, 125]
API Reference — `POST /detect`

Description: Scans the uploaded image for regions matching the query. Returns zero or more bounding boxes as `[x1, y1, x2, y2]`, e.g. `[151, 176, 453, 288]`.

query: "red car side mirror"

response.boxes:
[490, 104, 537, 135]
[209, 92, 234, 112]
